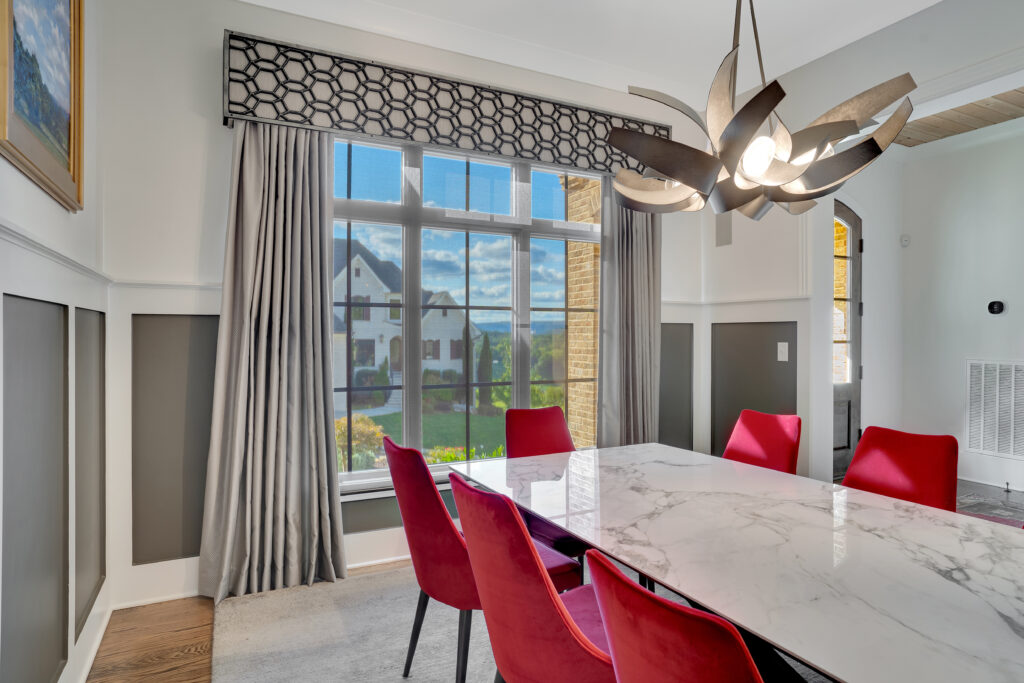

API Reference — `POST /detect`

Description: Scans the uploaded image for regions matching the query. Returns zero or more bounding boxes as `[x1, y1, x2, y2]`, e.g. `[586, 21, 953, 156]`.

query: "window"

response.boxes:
[530, 238, 601, 447]
[333, 221, 404, 473]
[332, 140, 601, 475]
[531, 169, 602, 224]
[422, 153, 512, 215]
[833, 219, 851, 383]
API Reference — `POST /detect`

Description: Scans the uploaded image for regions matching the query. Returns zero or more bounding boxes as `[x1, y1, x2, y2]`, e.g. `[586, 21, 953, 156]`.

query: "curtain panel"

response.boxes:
[598, 182, 662, 447]
[200, 121, 345, 603]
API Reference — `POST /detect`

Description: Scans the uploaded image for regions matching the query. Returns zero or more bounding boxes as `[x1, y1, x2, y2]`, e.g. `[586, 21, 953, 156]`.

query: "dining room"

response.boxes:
[2, 0, 1024, 681]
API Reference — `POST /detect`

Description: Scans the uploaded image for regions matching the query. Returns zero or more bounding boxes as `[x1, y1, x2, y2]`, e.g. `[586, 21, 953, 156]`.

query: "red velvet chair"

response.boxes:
[722, 409, 802, 475]
[587, 549, 764, 683]
[449, 473, 615, 683]
[383, 437, 582, 682]
[505, 406, 590, 558]
[841, 426, 958, 511]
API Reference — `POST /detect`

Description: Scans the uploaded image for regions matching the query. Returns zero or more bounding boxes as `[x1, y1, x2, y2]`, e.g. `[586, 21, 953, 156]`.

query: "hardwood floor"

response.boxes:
[86, 561, 410, 682]
[88, 597, 213, 682]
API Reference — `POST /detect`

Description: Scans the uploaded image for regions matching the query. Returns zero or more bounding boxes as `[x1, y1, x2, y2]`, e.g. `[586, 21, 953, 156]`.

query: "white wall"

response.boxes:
[0, 3, 112, 681]
[900, 119, 1024, 487]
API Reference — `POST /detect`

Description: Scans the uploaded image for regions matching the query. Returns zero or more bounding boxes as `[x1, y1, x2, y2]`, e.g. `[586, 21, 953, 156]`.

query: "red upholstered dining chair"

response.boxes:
[505, 406, 590, 558]
[722, 409, 802, 475]
[841, 426, 958, 511]
[587, 549, 764, 683]
[449, 473, 615, 683]
[382, 437, 583, 683]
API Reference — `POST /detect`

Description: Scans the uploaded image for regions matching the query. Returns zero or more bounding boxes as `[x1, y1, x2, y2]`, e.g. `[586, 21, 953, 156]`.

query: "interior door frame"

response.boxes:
[833, 200, 862, 481]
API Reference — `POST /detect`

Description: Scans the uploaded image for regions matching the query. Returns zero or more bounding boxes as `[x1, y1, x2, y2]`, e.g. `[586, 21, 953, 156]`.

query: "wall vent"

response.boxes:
[967, 360, 1024, 457]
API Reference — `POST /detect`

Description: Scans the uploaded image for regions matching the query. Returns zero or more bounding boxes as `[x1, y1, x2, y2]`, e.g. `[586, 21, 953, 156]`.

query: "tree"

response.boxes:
[335, 414, 385, 472]
[477, 332, 492, 406]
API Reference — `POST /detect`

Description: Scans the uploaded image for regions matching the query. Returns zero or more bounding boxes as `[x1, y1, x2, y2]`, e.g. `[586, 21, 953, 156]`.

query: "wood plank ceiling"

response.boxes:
[895, 88, 1024, 146]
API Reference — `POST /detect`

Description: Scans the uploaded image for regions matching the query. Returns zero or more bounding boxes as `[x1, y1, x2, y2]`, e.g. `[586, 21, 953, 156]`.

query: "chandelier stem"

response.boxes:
[747, 0, 775, 134]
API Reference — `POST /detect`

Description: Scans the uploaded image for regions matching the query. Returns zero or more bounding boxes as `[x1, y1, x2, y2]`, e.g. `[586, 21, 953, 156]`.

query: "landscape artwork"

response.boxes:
[12, 0, 71, 166]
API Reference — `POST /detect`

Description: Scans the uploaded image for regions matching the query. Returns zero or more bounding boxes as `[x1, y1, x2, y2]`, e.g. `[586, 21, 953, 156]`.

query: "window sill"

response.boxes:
[337, 464, 456, 500]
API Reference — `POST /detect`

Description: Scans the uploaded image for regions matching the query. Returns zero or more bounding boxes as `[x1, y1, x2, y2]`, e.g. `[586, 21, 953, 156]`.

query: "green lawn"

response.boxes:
[364, 410, 506, 459]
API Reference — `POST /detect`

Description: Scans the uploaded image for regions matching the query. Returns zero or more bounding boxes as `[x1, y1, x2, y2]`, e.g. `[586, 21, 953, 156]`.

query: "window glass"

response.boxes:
[471, 387, 508, 459]
[530, 238, 566, 308]
[350, 143, 402, 203]
[469, 233, 512, 307]
[423, 154, 466, 210]
[833, 218, 852, 384]
[334, 141, 349, 198]
[422, 228, 467, 306]
[531, 169, 566, 220]
[471, 311, 512, 384]
[350, 223, 403, 303]
[469, 161, 512, 215]
[530, 311, 567, 382]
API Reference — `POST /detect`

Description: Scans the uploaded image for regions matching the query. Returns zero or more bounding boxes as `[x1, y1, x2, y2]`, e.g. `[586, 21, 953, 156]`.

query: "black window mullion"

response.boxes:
[464, 231, 471, 458]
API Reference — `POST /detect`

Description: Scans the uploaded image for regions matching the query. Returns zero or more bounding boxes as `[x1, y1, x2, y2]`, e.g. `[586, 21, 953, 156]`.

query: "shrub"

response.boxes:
[335, 413, 385, 472]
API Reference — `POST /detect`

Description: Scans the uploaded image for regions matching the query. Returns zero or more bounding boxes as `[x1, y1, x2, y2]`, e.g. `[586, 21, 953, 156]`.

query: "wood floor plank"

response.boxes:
[88, 597, 212, 683]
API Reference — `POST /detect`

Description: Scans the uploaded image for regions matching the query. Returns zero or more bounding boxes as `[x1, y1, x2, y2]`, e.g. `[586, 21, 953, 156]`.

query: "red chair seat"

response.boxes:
[536, 540, 584, 593]
[560, 584, 610, 653]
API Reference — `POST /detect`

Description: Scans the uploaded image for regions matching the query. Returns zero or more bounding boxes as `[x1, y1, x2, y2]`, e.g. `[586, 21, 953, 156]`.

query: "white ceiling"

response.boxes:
[239, 0, 941, 106]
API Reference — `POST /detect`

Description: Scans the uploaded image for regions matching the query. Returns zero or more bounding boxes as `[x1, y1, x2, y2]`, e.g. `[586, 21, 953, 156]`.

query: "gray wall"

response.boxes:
[711, 322, 798, 456]
[132, 314, 218, 565]
[2, 295, 68, 683]
[341, 489, 458, 534]
[75, 309, 106, 639]
[659, 323, 694, 450]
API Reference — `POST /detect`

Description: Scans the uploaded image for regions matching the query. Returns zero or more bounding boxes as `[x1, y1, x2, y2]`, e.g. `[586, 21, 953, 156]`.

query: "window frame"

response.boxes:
[332, 137, 603, 489]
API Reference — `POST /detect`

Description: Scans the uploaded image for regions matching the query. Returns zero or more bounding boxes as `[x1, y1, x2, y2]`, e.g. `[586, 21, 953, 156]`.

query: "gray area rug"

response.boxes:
[213, 566, 496, 682]
[213, 564, 828, 682]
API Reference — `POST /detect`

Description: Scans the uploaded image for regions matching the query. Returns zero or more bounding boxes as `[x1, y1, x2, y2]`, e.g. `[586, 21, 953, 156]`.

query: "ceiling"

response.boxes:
[895, 88, 1024, 146]
[239, 0, 941, 106]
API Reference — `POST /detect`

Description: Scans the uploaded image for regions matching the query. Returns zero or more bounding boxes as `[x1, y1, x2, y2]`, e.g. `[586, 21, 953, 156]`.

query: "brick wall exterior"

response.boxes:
[567, 240, 600, 447]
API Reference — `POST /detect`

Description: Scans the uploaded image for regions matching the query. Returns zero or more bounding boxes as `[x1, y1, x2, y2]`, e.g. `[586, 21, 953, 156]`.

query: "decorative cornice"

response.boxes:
[223, 30, 670, 175]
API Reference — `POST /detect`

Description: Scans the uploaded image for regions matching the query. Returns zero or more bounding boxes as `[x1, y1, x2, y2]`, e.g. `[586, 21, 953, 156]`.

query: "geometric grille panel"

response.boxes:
[224, 31, 670, 175]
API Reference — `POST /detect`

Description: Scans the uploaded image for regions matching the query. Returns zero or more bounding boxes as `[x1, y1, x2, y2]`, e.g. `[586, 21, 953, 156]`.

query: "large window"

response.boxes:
[332, 138, 601, 476]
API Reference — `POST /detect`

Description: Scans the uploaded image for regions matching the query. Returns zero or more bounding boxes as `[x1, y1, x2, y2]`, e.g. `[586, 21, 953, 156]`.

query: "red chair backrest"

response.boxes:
[722, 409, 802, 474]
[506, 406, 575, 459]
[382, 436, 479, 610]
[841, 426, 958, 511]
[449, 473, 613, 682]
[587, 550, 763, 683]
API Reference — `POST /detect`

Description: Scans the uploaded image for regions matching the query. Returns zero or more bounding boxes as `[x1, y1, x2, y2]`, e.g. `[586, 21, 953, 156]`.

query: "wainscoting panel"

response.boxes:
[131, 314, 218, 565]
[75, 308, 106, 639]
[659, 323, 694, 449]
[1, 295, 68, 683]
[711, 321, 798, 456]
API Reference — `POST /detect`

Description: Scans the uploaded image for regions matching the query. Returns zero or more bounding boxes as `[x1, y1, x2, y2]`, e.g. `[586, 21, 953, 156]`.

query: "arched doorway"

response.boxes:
[833, 201, 862, 481]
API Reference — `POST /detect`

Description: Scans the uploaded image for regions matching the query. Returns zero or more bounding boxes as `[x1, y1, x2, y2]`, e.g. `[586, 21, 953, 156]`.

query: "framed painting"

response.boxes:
[0, 0, 82, 211]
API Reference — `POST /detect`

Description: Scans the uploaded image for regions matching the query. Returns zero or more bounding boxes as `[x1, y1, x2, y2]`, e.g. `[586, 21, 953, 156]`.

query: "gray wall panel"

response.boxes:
[341, 489, 457, 534]
[659, 323, 694, 450]
[711, 322, 798, 456]
[75, 309, 105, 639]
[2, 295, 68, 683]
[132, 315, 218, 565]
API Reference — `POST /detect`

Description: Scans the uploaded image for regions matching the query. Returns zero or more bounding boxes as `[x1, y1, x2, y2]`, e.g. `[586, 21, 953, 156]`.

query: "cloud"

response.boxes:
[13, 0, 71, 111]
[530, 290, 565, 303]
[531, 264, 565, 284]
[353, 226, 402, 262]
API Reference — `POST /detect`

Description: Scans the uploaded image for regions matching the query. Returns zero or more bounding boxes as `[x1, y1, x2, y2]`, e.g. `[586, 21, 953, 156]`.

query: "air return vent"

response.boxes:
[967, 360, 1024, 457]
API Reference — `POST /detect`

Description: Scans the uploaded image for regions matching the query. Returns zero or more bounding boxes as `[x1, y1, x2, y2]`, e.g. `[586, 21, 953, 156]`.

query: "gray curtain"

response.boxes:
[199, 121, 345, 603]
[598, 181, 662, 447]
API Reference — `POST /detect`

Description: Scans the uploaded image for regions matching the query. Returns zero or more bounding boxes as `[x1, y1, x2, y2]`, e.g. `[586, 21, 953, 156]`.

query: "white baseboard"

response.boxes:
[112, 590, 204, 611]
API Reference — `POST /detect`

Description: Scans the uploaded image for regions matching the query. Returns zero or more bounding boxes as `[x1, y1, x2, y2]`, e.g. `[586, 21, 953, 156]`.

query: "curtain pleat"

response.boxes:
[598, 181, 662, 447]
[199, 122, 346, 603]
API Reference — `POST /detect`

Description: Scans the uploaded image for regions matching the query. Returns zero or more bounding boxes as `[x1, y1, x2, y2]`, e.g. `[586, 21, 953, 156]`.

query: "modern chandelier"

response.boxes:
[607, 0, 916, 219]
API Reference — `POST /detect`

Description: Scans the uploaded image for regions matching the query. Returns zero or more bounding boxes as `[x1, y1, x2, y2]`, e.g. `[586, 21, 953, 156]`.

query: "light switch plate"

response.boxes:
[777, 342, 789, 362]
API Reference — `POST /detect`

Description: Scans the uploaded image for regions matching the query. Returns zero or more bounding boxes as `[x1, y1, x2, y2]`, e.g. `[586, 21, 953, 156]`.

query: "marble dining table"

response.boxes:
[449, 443, 1024, 683]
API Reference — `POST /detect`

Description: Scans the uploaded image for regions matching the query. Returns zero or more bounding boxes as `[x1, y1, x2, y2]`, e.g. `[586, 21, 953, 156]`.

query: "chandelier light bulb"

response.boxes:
[740, 135, 776, 179]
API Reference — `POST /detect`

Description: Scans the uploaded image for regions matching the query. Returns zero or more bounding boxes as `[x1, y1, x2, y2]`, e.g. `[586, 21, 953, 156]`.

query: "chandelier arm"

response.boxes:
[708, 177, 764, 213]
[748, 0, 767, 89]
[808, 73, 916, 128]
[736, 193, 773, 220]
[718, 80, 786, 175]
[627, 86, 713, 150]
[707, 47, 739, 149]
[787, 121, 860, 159]
[606, 129, 722, 196]
[780, 199, 818, 215]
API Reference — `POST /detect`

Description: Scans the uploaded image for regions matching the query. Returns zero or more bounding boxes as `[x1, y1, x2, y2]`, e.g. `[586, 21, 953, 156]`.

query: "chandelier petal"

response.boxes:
[719, 80, 786, 175]
[787, 120, 860, 161]
[607, 128, 722, 196]
[612, 169, 704, 213]
[736, 193, 773, 220]
[808, 73, 916, 128]
[708, 175, 764, 213]
[771, 118, 792, 162]
[780, 199, 818, 215]
[627, 86, 713, 151]
[706, 47, 740, 150]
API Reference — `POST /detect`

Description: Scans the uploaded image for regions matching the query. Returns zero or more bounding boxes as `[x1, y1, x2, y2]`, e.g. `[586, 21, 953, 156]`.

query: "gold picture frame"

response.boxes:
[0, 0, 83, 211]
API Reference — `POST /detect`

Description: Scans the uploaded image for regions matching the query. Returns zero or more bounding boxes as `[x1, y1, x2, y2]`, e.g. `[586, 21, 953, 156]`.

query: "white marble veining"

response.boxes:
[450, 444, 1024, 683]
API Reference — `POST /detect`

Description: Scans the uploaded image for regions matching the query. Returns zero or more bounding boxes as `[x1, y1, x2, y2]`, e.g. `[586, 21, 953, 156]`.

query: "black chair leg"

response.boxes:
[456, 609, 473, 683]
[403, 590, 430, 677]
[494, 669, 506, 683]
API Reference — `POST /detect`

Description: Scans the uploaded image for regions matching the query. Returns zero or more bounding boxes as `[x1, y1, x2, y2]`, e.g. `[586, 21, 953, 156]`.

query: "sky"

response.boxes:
[13, 0, 71, 112]
[334, 141, 571, 316]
